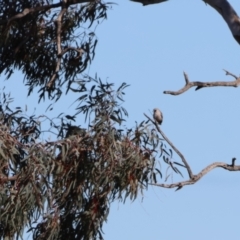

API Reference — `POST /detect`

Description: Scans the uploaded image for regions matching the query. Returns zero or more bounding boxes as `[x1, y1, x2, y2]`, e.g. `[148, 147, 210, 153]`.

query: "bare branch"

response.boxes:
[131, 0, 240, 45]
[223, 69, 238, 79]
[144, 113, 240, 190]
[203, 0, 240, 45]
[144, 113, 194, 179]
[164, 71, 240, 96]
[230, 157, 236, 166]
[183, 71, 189, 84]
[151, 159, 240, 189]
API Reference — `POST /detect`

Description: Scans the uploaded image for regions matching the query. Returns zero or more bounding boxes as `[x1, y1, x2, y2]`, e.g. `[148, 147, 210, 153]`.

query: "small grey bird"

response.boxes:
[153, 108, 163, 125]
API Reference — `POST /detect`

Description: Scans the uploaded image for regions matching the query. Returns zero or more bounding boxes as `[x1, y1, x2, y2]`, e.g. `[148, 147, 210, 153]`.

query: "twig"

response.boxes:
[144, 113, 194, 179]
[164, 71, 240, 96]
[223, 69, 238, 79]
[228, 157, 236, 167]
[59, 47, 84, 57]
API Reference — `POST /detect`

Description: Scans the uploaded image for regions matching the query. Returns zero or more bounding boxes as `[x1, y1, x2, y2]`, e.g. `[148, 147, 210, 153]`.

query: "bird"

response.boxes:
[153, 108, 163, 125]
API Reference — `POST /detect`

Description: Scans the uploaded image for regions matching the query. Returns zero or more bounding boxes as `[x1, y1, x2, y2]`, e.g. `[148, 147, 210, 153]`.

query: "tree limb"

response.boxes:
[144, 113, 240, 190]
[203, 0, 240, 45]
[151, 158, 240, 190]
[131, 0, 240, 45]
[164, 70, 240, 96]
[144, 113, 194, 179]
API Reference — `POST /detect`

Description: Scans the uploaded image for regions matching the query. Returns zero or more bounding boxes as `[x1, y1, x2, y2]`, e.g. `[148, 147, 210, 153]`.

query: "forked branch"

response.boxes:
[164, 70, 240, 96]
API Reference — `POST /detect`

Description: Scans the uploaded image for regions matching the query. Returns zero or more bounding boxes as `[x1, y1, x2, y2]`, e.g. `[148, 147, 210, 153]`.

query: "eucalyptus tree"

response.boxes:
[0, 1, 166, 239]
[0, 1, 240, 239]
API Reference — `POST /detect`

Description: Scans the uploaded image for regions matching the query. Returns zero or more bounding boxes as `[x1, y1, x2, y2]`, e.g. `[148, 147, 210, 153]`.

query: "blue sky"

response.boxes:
[1, 0, 240, 239]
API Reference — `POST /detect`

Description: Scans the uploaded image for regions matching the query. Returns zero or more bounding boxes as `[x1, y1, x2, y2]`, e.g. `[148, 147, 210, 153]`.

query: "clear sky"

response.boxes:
[1, 0, 240, 239]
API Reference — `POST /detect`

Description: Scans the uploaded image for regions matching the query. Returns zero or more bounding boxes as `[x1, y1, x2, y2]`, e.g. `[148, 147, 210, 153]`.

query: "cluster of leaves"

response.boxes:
[0, 91, 44, 239]
[0, 1, 184, 239]
[0, 0, 109, 102]
[0, 78, 170, 239]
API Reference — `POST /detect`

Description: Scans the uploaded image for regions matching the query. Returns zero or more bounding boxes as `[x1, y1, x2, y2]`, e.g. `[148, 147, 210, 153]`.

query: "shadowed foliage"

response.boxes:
[0, 1, 183, 239]
[0, 0, 109, 102]
[0, 78, 174, 239]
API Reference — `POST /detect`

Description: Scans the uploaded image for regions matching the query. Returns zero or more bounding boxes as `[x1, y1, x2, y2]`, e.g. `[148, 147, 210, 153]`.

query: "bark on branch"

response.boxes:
[164, 70, 240, 96]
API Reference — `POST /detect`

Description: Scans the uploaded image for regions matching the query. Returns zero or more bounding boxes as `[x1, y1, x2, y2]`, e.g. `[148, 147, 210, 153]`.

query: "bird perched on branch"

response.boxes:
[153, 108, 163, 125]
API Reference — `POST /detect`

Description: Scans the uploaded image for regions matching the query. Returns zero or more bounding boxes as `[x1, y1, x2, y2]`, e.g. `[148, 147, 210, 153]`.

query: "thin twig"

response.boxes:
[223, 69, 238, 79]
[59, 47, 84, 57]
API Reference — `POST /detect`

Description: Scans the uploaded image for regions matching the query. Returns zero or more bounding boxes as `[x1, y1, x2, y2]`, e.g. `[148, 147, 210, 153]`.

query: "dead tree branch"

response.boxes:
[131, 0, 240, 45]
[144, 113, 194, 179]
[164, 70, 240, 96]
[203, 0, 240, 45]
[144, 113, 240, 190]
[151, 158, 240, 190]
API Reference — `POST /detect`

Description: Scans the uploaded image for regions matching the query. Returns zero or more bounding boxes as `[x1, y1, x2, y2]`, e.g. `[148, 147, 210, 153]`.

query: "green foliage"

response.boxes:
[0, 0, 109, 102]
[0, 79, 166, 239]
[0, 1, 184, 239]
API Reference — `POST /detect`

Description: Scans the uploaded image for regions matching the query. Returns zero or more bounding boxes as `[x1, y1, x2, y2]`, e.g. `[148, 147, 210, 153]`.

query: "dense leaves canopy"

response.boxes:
[0, 1, 183, 239]
[0, 0, 108, 101]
